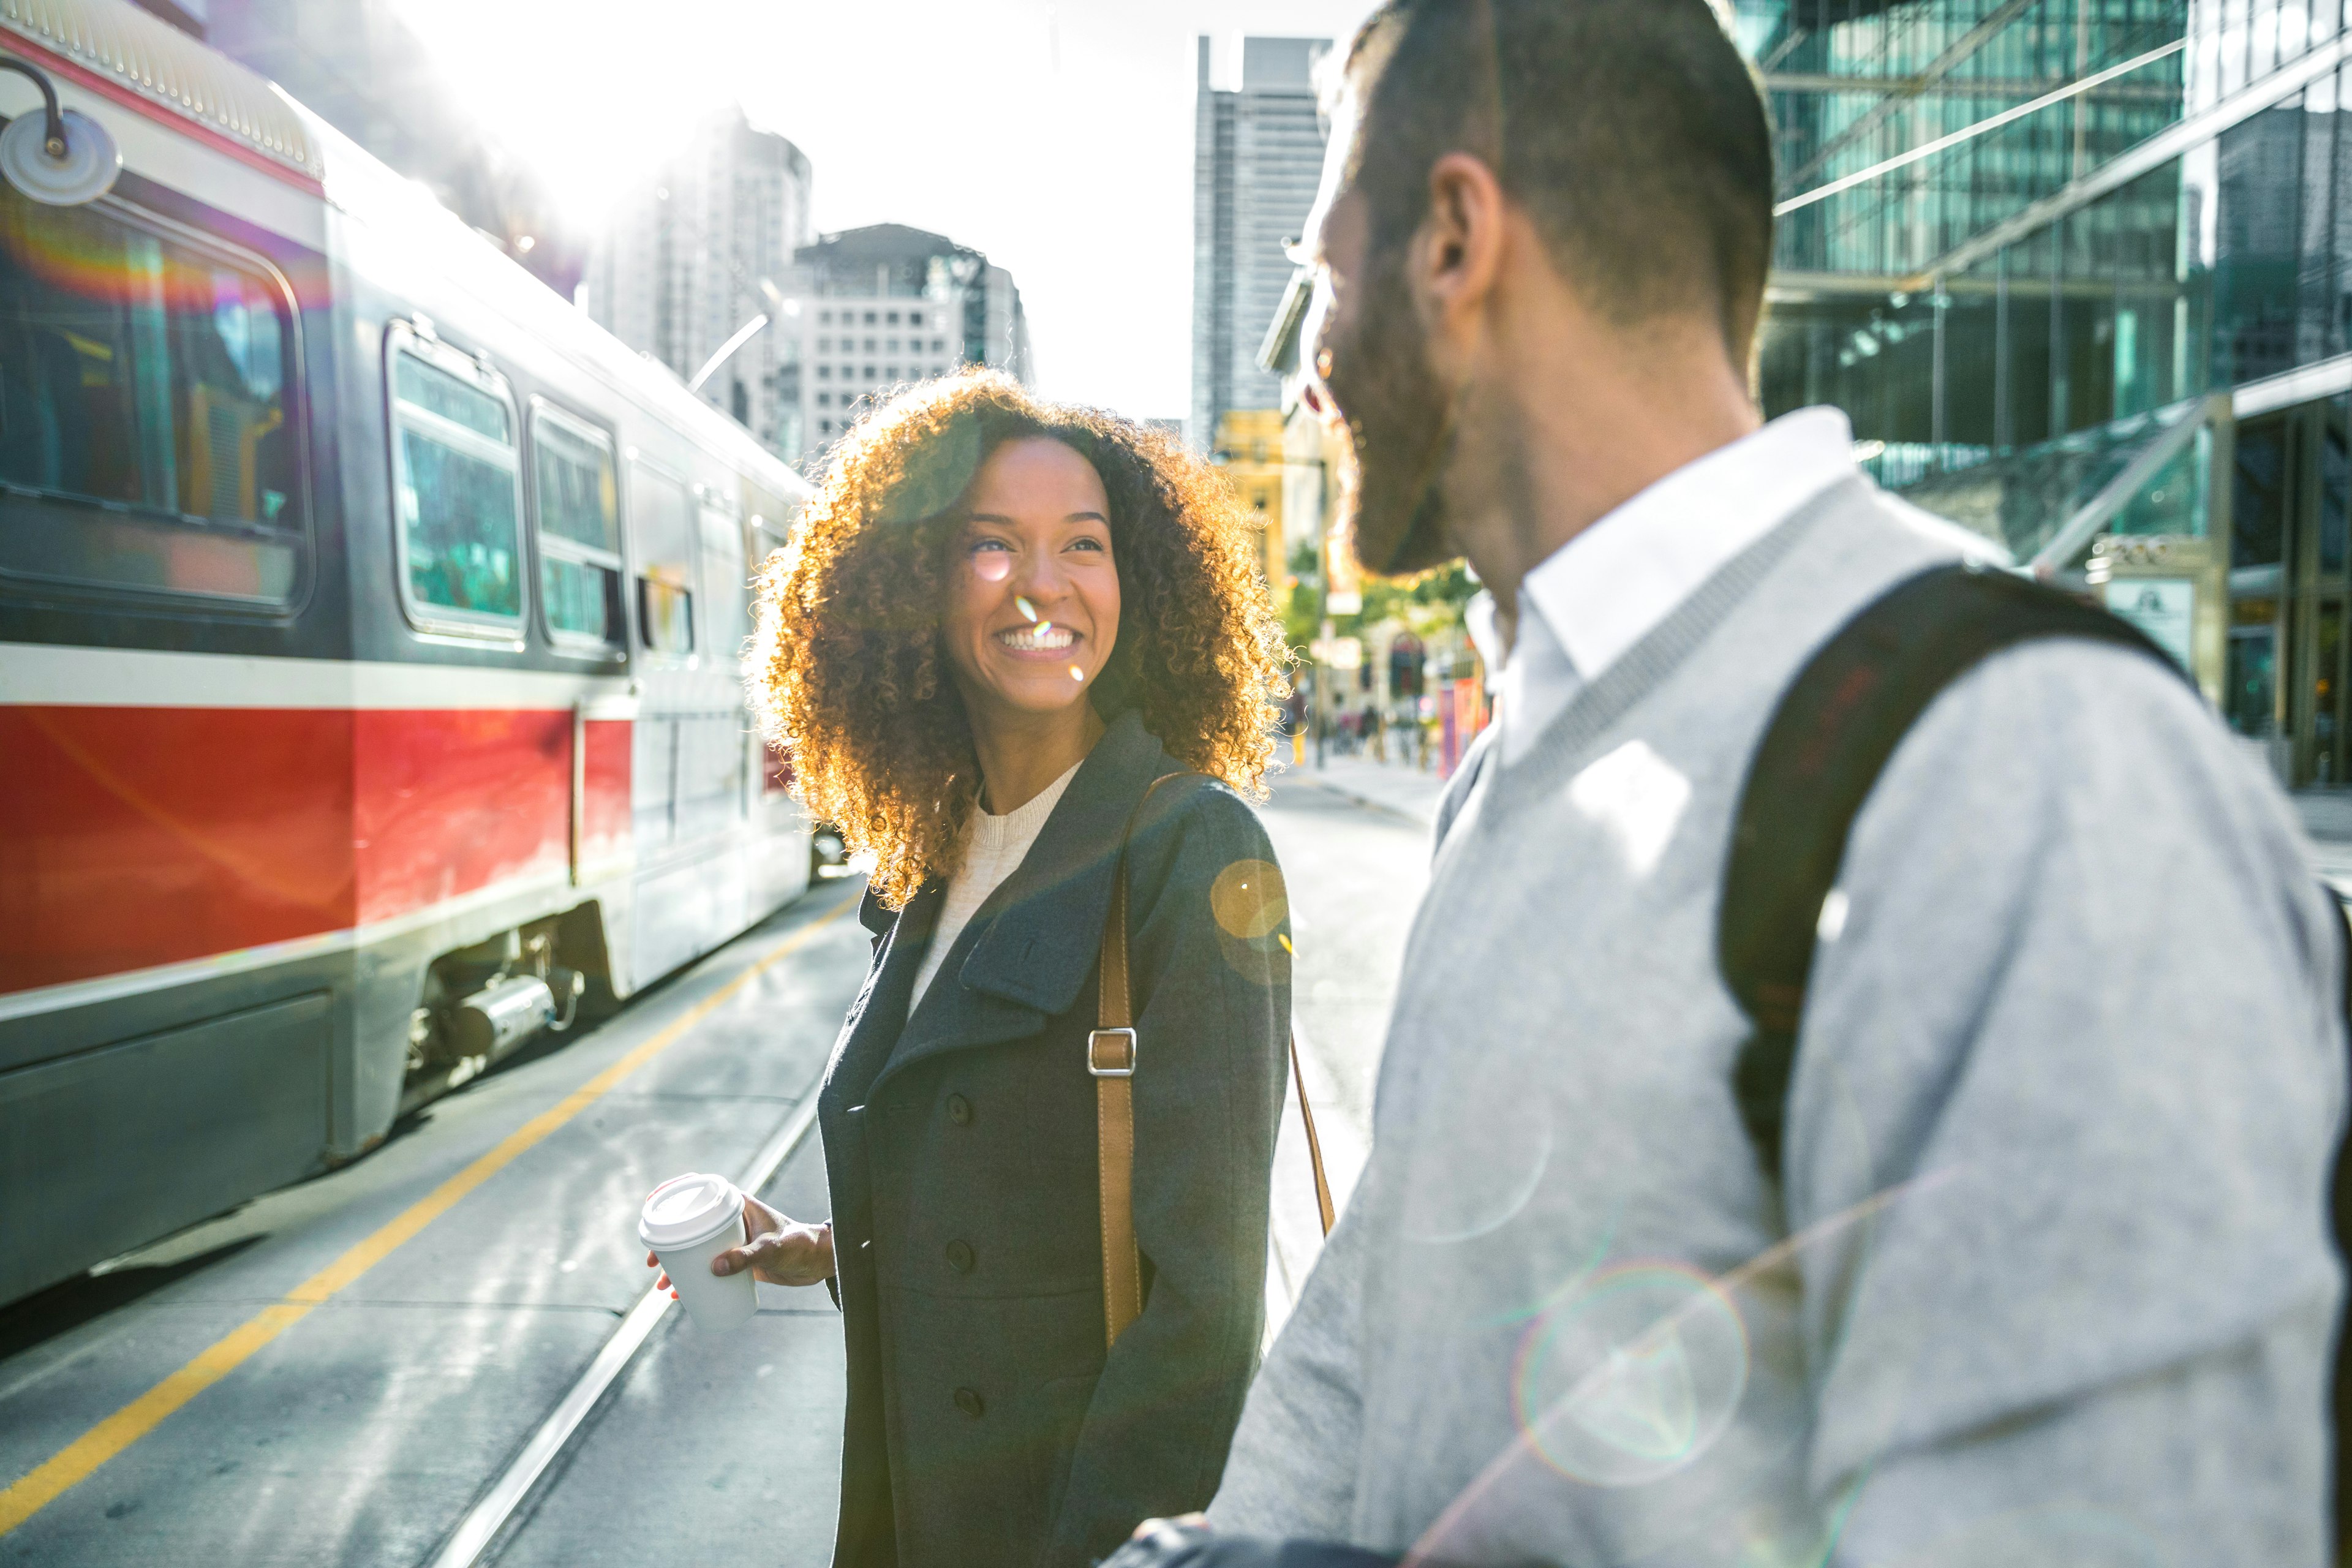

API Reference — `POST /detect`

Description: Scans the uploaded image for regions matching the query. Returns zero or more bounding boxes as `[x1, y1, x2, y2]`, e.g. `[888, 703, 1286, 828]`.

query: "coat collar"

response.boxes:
[876, 708, 1182, 1086]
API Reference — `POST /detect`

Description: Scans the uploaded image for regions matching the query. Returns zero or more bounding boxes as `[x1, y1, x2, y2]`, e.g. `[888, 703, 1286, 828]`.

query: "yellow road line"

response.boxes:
[0, 896, 854, 1537]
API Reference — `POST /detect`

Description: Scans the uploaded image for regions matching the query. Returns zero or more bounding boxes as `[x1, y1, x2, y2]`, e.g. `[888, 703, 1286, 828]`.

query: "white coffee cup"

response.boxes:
[639, 1172, 758, 1332]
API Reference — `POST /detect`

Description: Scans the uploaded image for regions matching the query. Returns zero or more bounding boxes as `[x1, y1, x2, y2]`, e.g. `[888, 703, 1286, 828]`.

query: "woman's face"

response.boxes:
[941, 437, 1121, 725]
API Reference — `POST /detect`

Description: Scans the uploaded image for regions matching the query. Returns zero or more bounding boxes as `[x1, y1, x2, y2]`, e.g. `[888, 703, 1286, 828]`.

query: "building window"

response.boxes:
[864, 364, 876, 379]
[817, 364, 831, 379]
[816, 336, 831, 352]
[864, 311, 877, 325]
[820, 310, 832, 325]
[911, 311, 924, 327]
[932, 337, 945, 352]
[887, 311, 900, 325]
[390, 338, 524, 635]
[886, 366, 899, 380]
[933, 365, 946, 377]
[886, 337, 899, 352]
[861, 337, 875, 352]
[816, 392, 831, 407]
[821, 420, 832, 432]
[530, 403, 623, 650]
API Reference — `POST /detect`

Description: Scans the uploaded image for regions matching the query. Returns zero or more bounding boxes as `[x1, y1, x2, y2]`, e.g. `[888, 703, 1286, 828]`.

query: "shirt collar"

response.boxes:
[1517, 406, 1860, 684]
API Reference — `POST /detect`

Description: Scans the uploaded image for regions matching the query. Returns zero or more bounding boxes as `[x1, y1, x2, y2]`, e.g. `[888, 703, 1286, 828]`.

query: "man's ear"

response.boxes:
[1419, 151, 1507, 333]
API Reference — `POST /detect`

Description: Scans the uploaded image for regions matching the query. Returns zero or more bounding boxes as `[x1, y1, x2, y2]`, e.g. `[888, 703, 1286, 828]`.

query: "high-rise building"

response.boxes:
[190, 0, 585, 296]
[1736, 2, 2352, 784]
[582, 107, 815, 462]
[1191, 36, 1332, 453]
[775, 223, 1033, 464]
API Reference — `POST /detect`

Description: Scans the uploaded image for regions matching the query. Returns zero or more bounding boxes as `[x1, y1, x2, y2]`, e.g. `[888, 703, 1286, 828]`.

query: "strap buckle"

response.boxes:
[1088, 1028, 1137, 1078]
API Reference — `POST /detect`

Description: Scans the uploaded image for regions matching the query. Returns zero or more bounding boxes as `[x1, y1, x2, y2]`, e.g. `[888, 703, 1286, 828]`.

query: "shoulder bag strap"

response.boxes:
[1095, 773, 1333, 1349]
[1719, 561, 2182, 1182]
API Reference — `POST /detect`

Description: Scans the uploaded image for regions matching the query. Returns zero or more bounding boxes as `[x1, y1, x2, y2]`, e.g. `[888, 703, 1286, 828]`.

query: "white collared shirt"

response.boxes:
[1499, 407, 1862, 764]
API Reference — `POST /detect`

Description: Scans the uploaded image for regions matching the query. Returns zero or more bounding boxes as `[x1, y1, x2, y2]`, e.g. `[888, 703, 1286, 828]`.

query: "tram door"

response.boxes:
[2235, 397, 2352, 786]
[630, 461, 696, 850]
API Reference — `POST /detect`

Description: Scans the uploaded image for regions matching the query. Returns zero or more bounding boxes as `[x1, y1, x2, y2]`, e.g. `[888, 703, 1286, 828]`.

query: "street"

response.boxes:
[0, 764, 1434, 1567]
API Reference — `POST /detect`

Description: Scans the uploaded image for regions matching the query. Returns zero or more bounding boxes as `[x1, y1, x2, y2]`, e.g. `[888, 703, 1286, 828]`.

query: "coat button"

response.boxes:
[954, 1386, 984, 1418]
[945, 1240, 975, 1273]
[946, 1093, 972, 1126]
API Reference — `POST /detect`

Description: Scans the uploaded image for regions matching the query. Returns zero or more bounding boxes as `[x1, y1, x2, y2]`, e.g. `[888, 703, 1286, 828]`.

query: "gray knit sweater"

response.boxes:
[1210, 478, 2346, 1566]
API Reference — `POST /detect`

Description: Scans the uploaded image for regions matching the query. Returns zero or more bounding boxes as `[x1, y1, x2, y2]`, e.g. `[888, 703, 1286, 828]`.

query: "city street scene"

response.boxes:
[7, 1, 2352, 1565]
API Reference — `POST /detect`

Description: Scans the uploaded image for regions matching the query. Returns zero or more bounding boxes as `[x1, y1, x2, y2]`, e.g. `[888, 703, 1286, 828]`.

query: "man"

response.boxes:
[1145, 3, 2345, 1564]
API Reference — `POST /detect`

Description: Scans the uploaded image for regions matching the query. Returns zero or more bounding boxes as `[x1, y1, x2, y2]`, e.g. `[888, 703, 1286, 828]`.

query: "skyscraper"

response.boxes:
[582, 106, 815, 462]
[1191, 36, 1331, 453]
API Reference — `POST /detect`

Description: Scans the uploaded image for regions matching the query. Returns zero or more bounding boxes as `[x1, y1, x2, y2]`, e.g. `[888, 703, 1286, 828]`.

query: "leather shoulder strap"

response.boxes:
[1719, 562, 2183, 1182]
[1094, 771, 1332, 1349]
[1093, 774, 1183, 1346]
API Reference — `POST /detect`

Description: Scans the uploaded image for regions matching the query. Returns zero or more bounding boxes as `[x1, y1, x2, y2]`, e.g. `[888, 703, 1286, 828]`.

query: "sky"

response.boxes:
[393, 0, 1384, 423]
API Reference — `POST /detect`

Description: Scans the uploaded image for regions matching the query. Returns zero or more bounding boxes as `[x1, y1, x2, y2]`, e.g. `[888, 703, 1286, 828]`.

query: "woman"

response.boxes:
[660, 373, 1292, 1568]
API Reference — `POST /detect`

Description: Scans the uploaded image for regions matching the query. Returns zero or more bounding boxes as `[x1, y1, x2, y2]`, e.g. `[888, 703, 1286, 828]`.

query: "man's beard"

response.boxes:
[1325, 252, 1459, 578]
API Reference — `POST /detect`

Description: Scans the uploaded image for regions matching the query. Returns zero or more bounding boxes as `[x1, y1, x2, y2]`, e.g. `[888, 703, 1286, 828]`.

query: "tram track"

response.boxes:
[426, 1086, 826, 1567]
[0, 892, 859, 1555]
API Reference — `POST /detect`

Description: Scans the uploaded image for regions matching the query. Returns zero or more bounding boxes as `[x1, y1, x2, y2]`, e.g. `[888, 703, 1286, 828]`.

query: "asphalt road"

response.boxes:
[0, 767, 1432, 1566]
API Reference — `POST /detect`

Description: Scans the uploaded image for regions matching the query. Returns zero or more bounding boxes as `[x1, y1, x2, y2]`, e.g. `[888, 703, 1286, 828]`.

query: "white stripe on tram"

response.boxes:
[0, 643, 654, 711]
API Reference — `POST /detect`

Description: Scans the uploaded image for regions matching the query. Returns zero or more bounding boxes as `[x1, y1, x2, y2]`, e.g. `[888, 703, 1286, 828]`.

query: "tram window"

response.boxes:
[700, 503, 750, 660]
[631, 461, 694, 655]
[0, 186, 304, 603]
[529, 405, 623, 649]
[389, 341, 523, 631]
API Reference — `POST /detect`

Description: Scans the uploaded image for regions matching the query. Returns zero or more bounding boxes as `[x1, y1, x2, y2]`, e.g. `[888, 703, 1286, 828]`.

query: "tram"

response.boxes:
[0, 0, 815, 1306]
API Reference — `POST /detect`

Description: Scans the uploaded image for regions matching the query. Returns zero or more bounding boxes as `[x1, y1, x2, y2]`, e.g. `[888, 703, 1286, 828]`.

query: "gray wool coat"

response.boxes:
[816, 710, 1291, 1568]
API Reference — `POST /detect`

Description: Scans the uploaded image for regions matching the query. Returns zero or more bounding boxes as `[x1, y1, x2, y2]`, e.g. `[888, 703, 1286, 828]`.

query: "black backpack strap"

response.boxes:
[1719, 560, 2186, 1182]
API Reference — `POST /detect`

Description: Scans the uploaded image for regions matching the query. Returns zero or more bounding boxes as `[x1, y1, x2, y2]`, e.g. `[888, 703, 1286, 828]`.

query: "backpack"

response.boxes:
[1716, 559, 2352, 1535]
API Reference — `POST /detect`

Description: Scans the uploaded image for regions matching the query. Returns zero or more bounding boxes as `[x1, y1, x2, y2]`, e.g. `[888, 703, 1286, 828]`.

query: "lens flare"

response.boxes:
[975, 554, 1011, 583]
[1069, 665, 1085, 681]
[1014, 594, 1036, 619]
[1511, 1262, 1748, 1488]
[1211, 859, 1288, 940]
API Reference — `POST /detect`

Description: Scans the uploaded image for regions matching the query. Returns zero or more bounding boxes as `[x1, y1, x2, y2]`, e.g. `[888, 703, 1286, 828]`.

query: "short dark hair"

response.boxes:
[1343, 0, 1774, 358]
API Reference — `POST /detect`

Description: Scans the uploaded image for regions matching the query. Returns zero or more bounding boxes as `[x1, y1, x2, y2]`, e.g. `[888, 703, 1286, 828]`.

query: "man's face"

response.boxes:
[1300, 94, 1460, 579]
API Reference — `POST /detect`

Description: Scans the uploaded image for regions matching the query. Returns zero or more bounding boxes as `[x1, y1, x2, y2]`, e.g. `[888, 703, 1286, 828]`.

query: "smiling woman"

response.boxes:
[753, 369, 1286, 908]
[715, 370, 1296, 1568]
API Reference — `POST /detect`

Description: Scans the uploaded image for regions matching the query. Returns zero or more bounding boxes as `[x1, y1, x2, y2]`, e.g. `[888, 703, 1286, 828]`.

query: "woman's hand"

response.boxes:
[643, 1193, 835, 1294]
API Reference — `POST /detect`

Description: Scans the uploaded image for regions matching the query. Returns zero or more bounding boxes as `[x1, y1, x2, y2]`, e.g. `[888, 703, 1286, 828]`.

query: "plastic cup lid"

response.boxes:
[639, 1172, 743, 1249]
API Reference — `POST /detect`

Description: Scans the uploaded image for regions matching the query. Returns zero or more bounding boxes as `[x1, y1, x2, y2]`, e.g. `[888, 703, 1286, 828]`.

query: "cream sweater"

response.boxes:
[908, 759, 1084, 1008]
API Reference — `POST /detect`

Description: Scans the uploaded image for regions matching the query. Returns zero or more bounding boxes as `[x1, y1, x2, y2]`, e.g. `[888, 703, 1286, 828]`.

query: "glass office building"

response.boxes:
[1744, 1, 2352, 782]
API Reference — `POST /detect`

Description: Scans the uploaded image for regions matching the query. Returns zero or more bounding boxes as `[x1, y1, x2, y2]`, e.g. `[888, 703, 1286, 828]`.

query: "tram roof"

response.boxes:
[0, 0, 318, 176]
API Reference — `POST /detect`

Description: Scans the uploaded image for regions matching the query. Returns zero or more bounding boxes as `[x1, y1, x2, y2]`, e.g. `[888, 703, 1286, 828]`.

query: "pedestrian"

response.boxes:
[663, 372, 1294, 1568]
[1116, 3, 2347, 1565]
[1357, 701, 1384, 763]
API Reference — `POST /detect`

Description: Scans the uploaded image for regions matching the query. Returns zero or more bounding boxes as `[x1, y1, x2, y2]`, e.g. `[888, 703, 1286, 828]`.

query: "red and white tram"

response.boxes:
[0, 0, 815, 1306]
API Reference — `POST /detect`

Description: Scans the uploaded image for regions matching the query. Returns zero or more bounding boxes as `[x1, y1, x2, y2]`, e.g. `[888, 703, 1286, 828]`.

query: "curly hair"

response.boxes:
[749, 371, 1289, 909]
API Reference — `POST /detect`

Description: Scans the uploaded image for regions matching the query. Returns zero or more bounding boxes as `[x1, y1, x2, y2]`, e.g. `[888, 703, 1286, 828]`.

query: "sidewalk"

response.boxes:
[1282, 752, 1447, 827]
[2296, 791, 2352, 899]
